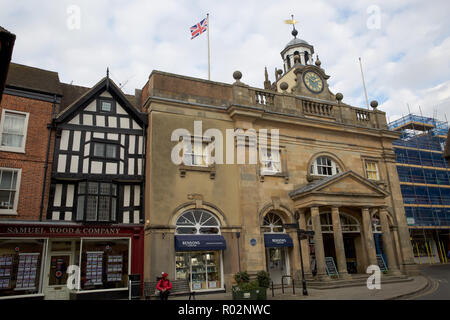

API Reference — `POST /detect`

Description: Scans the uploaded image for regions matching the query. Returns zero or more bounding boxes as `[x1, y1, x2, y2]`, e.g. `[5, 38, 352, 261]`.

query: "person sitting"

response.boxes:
[156, 272, 172, 300]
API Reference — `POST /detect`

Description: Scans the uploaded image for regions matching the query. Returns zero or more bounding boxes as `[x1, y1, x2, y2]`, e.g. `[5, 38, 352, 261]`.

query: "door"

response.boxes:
[266, 248, 286, 285]
[44, 254, 71, 300]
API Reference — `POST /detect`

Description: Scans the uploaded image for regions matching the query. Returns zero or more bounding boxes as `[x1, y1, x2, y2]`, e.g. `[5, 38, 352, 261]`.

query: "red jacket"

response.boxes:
[156, 278, 172, 291]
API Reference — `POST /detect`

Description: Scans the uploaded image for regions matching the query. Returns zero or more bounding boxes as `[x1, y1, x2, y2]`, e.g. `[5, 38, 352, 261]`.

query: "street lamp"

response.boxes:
[283, 223, 314, 296]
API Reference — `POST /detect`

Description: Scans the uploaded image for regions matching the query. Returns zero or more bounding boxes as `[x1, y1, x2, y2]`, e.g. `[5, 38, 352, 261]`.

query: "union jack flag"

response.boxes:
[190, 18, 208, 39]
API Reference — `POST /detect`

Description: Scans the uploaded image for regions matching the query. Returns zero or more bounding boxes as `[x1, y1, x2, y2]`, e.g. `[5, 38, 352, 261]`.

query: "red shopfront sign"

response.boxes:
[0, 224, 142, 238]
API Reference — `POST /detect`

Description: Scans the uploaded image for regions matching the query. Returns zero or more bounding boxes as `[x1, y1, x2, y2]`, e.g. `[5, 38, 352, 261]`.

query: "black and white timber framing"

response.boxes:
[47, 76, 147, 224]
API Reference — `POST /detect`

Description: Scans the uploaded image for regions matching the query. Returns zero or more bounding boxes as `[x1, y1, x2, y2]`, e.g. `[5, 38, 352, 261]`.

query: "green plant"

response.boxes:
[239, 280, 259, 292]
[256, 270, 271, 288]
[234, 271, 250, 284]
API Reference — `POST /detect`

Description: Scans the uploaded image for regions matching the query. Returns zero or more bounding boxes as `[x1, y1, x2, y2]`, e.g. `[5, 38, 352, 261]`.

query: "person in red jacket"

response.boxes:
[156, 272, 172, 300]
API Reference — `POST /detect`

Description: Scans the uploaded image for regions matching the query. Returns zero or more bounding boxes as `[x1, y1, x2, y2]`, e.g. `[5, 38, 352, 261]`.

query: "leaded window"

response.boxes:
[76, 182, 117, 222]
[175, 209, 220, 235]
[310, 156, 340, 176]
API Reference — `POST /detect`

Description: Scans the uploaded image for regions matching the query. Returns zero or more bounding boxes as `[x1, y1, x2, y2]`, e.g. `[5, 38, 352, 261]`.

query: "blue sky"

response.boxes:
[1, 0, 449, 122]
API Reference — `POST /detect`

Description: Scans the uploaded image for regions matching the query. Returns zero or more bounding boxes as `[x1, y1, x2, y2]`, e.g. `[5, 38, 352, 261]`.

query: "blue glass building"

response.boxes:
[389, 114, 449, 264]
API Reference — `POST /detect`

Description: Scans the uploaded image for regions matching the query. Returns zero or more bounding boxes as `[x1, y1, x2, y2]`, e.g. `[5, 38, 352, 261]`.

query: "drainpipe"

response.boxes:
[39, 95, 57, 221]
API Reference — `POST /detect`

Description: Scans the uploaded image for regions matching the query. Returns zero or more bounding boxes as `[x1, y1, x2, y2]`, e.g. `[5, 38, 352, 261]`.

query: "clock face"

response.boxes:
[303, 71, 324, 93]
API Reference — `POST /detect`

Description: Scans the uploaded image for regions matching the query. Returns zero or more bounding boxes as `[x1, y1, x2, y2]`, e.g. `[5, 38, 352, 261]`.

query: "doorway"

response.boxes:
[43, 253, 72, 300]
[343, 235, 358, 274]
[265, 247, 289, 284]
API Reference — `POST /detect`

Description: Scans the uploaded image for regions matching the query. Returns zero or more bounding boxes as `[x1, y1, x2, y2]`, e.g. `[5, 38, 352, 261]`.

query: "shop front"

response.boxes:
[263, 233, 292, 284]
[0, 222, 143, 300]
[174, 235, 226, 292]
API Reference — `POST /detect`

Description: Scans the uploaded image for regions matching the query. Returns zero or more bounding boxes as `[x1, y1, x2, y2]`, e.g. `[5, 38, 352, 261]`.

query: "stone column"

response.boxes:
[311, 206, 328, 280]
[361, 207, 378, 266]
[379, 208, 402, 275]
[331, 207, 350, 279]
[297, 209, 312, 279]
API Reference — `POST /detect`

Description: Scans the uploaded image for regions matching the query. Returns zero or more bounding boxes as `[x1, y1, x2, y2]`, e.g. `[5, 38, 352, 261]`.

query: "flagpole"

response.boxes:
[207, 13, 211, 80]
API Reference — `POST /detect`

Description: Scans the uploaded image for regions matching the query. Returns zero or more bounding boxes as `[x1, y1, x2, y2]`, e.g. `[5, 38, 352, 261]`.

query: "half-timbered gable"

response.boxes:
[47, 77, 147, 224]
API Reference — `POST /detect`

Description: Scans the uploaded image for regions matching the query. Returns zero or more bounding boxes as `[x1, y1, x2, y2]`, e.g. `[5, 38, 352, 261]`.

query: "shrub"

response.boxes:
[234, 271, 250, 284]
[239, 280, 259, 292]
[256, 270, 271, 288]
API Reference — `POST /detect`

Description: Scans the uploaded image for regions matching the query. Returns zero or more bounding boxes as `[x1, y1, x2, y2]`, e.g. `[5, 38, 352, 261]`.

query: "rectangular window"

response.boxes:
[93, 142, 117, 160]
[0, 168, 21, 214]
[101, 101, 112, 112]
[365, 161, 379, 180]
[260, 148, 281, 175]
[97, 99, 115, 114]
[0, 110, 29, 153]
[76, 182, 117, 222]
[183, 140, 209, 167]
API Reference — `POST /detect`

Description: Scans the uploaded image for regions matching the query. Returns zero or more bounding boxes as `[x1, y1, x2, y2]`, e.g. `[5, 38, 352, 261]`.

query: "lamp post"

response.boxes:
[283, 223, 314, 296]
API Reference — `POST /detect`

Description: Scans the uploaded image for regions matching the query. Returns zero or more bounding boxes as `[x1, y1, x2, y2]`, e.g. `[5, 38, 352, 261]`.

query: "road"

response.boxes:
[415, 263, 450, 300]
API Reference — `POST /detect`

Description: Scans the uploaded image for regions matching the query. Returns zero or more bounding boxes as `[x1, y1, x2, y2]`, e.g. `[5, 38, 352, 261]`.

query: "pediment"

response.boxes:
[289, 170, 389, 200]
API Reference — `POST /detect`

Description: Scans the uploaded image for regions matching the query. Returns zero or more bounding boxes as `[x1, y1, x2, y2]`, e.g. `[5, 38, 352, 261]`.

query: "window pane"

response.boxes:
[86, 196, 98, 221]
[111, 198, 117, 221]
[2, 113, 25, 147]
[176, 227, 197, 234]
[0, 190, 13, 209]
[106, 145, 116, 158]
[78, 182, 86, 194]
[76, 196, 85, 220]
[199, 227, 219, 234]
[101, 101, 112, 112]
[98, 196, 110, 221]
[0, 171, 13, 189]
[88, 182, 98, 194]
[94, 143, 105, 157]
[100, 183, 110, 195]
[111, 184, 117, 196]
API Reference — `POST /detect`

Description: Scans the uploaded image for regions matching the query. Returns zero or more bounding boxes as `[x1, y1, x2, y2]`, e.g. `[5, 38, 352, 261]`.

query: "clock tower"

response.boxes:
[275, 24, 336, 102]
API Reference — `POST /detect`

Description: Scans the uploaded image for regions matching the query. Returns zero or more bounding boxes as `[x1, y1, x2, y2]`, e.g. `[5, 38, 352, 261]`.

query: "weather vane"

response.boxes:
[284, 14, 298, 38]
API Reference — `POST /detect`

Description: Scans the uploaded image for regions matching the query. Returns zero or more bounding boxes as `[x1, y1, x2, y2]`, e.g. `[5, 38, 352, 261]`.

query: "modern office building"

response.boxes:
[389, 114, 449, 264]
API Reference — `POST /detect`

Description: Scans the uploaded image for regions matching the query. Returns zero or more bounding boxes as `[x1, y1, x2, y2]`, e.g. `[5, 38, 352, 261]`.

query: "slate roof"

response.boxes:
[5, 63, 63, 95]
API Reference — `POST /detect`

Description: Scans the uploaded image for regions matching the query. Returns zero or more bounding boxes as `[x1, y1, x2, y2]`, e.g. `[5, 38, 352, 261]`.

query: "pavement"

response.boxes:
[169, 274, 433, 300]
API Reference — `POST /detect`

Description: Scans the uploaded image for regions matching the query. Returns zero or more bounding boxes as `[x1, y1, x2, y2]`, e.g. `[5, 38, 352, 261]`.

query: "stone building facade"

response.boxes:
[141, 30, 417, 292]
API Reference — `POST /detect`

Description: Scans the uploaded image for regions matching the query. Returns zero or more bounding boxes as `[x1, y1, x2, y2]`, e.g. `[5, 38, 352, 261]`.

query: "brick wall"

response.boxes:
[0, 93, 55, 221]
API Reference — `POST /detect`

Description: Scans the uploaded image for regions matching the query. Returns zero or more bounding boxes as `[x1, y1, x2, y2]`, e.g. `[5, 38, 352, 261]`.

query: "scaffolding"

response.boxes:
[388, 113, 450, 264]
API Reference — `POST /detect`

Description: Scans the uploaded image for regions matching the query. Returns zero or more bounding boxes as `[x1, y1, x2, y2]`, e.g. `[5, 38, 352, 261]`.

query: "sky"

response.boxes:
[1, 0, 449, 123]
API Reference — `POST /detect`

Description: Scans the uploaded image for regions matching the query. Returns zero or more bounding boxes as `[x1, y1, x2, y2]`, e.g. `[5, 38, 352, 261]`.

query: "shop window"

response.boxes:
[260, 148, 282, 175]
[76, 182, 117, 222]
[365, 161, 379, 180]
[261, 212, 284, 233]
[175, 209, 220, 235]
[310, 156, 340, 176]
[80, 239, 129, 291]
[175, 251, 222, 291]
[0, 239, 45, 297]
[0, 168, 21, 215]
[0, 109, 29, 153]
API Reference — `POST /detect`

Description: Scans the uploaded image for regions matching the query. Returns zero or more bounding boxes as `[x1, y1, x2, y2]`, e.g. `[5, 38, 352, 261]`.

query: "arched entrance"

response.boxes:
[261, 212, 292, 284]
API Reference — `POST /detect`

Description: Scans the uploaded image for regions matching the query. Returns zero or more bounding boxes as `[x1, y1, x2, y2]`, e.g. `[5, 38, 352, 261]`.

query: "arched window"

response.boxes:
[310, 156, 340, 176]
[340, 213, 360, 233]
[175, 209, 220, 235]
[307, 212, 360, 233]
[261, 212, 285, 233]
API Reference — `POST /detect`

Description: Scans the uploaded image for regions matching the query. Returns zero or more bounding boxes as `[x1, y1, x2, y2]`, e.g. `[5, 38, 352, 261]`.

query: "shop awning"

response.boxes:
[174, 235, 227, 251]
[264, 233, 293, 248]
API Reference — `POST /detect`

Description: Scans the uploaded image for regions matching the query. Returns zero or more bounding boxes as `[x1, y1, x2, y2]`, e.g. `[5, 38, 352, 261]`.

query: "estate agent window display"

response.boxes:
[0, 239, 46, 298]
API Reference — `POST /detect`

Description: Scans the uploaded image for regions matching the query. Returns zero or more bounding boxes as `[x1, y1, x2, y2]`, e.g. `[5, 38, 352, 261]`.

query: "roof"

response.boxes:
[5, 63, 63, 95]
[57, 76, 147, 126]
[285, 37, 310, 48]
[60, 82, 90, 110]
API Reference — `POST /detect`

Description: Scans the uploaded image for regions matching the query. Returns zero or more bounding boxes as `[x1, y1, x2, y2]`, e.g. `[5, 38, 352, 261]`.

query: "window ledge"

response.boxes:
[259, 171, 289, 184]
[0, 210, 18, 216]
[0, 146, 25, 154]
[179, 164, 216, 179]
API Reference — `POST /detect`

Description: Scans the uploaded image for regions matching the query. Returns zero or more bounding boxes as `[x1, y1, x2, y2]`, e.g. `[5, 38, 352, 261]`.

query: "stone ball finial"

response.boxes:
[277, 69, 283, 75]
[370, 100, 378, 109]
[233, 71, 242, 81]
[336, 92, 343, 102]
[315, 55, 321, 67]
[292, 28, 298, 38]
[280, 82, 289, 92]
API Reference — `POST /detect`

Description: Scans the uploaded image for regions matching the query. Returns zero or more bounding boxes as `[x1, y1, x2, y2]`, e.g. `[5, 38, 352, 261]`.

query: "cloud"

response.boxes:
[1, 0, 449, 122]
